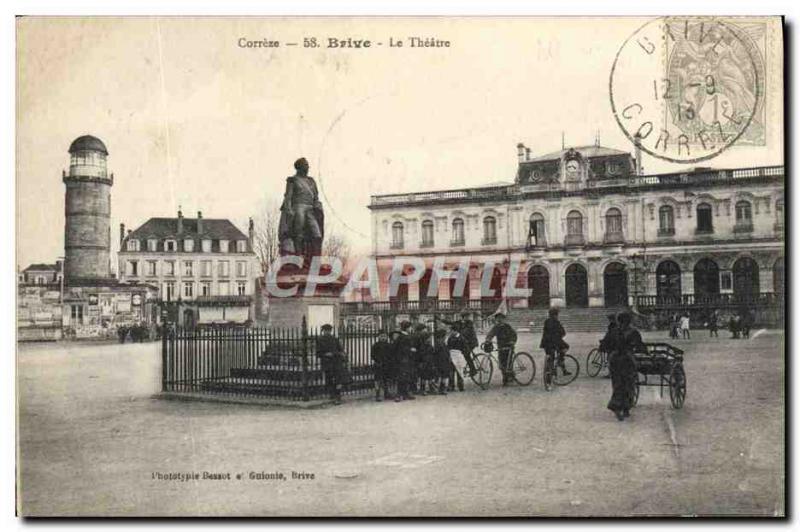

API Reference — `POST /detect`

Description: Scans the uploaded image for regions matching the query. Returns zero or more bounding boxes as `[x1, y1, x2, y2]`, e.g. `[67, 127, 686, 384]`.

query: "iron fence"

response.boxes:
[162, 321, 381, 401]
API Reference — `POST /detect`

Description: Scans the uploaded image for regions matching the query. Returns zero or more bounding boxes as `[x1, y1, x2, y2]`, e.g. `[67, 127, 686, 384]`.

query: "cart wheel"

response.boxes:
[553, 354, 579, 386]
[630, 375, 640, 407]
[586, 348, 604, 378]
[669, 366, 686, 409]
[471, 353, 493, 390]
[511, 352, 536, 386]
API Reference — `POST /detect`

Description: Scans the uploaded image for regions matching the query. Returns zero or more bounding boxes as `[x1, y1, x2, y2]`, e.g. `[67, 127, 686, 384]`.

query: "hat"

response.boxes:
[399, 320, 412, 330]
[320, 324, 333, 331]
[494, 312, 506, 319]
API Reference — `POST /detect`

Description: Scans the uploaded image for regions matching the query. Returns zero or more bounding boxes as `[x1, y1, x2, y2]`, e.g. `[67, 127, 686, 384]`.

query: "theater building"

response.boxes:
[358, 142, 784, 327]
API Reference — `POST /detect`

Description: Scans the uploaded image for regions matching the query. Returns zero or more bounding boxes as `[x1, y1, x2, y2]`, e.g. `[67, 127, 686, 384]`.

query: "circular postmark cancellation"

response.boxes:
[610, 17, 764, 164]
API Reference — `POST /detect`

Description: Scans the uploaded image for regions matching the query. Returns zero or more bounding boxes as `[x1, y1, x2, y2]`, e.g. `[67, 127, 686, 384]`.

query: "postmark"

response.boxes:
[610, 17, 764, 163]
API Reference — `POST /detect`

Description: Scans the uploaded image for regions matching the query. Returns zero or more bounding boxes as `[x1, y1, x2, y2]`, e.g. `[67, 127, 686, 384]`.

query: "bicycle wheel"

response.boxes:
[543, 355, 554, 391]
[470, 353, 494, 390]
[669, 365, 686, 409]
[511, 352, 536, 386]
[630, 375, 640, 406]
[586, 348, 604, 378]
[553, 354, 579, 386]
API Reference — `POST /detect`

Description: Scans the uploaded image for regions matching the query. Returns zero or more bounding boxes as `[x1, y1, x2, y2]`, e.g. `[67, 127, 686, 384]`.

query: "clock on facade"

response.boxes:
[565, 159, 581, 179]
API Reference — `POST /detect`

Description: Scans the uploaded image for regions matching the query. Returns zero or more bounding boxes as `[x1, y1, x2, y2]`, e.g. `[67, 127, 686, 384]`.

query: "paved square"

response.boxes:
[17, 330, 785, 516]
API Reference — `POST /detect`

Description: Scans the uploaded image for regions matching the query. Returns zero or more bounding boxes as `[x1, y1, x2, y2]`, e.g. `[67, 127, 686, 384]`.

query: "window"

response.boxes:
[529, 213, 546, 247]
[146, 260, 157, 277]
[218, 281, 230, 296]
[237, 281, 247, 296]
[421, 220, 435, 247]
[126, 239, 140, 251]
[184, 239, 194, 252]
[483, 216, 497, 244]
[202, 239, 212, 253]
[164, 282, 176, 301]
[200, 282, 211, 297]
[164, 261, 175, 276]
[236, 240, 247, 253]
[566, 210, 584, 245]
[734, 200, 753, 232]
[218, 260, 230, 277]
[451, 218, 465, 245]
[201, 260, 212, 277]
[219, 240, 229, 253]
[70, 304, 84, 324]
[165, 240, 177, 252]
[147, 239, 158, 252]
[776, 200, 784, 228]
[183, 261, 194, 277]
[605, 208, 623, 242]
[126, 260, 139, 277]
[236, 261, 247, 277]
[183, 282, 194, 299]
[391, 222, 404, 249]
[696, 203, 713, 233]
[658, 206, 675, 236]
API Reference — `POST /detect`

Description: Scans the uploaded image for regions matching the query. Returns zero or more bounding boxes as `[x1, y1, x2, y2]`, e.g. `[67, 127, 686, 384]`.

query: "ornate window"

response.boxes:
[482, 216, 497, 245]
[529, 213, 546, 248]
[391, 222, 404, 249]
[605, 208, 624, 243]
[658, 205, 675, 236]
[776, 199, 784, 229]
[126, 239, 140, 251]
[565, 210, 584, 246]
[451, 218, 465, 246]
[421, 220, 435, 247]
[696, 203, 713, 234]
[734, 201, 753, 233]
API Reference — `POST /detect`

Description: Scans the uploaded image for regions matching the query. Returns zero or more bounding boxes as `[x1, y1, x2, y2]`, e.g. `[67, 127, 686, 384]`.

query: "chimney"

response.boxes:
[525, 147, 531, 161]
[177, 208, 183, 233]
[119, 223, 125, 247]
[248, 217, 255, 250]
[634, 132, 643, 176]
[517, 143, 526, 163]
[197, 211, 203, 235]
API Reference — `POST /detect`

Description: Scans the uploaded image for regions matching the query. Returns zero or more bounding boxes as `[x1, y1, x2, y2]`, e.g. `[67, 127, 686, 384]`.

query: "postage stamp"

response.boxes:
[610, 17, 766, 163]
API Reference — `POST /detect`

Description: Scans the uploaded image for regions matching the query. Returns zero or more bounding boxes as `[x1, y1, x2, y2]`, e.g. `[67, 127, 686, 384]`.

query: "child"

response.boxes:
[370, 331, 393, 401]
[433, 329, 451, 395]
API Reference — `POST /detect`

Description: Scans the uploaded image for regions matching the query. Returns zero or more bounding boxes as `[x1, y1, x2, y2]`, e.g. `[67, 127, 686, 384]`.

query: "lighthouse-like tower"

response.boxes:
[63, 135, 113, 282]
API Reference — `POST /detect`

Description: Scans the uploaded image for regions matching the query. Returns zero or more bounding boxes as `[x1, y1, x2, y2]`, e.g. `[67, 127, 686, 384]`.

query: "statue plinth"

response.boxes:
[264, 263, 346, 330]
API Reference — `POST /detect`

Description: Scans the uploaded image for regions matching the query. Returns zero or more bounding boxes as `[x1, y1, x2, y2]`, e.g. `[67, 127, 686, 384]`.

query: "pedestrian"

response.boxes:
[445, 323, 467, 392]
[393, 321, 416, 402]
[316, 324, 346, 405]
[486, 312, 518, 386]
[730, 314, 741, 339]
[741, 309, 752, 339]
[441, 311, 479, 376]
[117, 325, 127, 344]
[370, 331, 393, 402]
[707, 310, 719, 338]
[433, 328, 451, 395]
[416, 329, 437, 395]
[539, 307, 571, 381]
[670, 313, 680, 339]
[607, 312, 644, 421]
[412, 322, 429, 392]
[680, 313, 691, 339]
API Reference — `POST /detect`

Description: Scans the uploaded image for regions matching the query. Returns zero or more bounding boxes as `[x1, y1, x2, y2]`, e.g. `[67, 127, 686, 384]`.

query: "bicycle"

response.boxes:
[542, 349, 579, 391]
[469, 341, 536, 389]
[585, 347, 609, 378]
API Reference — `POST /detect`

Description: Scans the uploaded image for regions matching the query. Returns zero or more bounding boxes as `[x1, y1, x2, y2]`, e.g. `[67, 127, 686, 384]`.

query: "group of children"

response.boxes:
[369, 312, 480, 402]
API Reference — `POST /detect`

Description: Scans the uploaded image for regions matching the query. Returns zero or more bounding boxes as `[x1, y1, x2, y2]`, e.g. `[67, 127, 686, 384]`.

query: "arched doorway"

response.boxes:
[603, 262, 628, 308]
[418, 269, 435, 301]
[656, 260, 682, 303]
[565, 263, 588, 307]
[773, 257, 784, 298]
[182, 308, 195, 330]
[693, 258, 720, 302]
[733, 257, 760, 302]
[527, 265, 550, 308]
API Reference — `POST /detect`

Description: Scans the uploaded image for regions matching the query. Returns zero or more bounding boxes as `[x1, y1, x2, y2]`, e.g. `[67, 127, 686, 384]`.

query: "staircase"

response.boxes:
[507, 307, 625, 333]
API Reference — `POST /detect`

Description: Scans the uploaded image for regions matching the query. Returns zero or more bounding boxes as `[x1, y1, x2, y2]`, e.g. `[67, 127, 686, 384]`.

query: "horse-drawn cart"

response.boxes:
[631, 342, 686, 409]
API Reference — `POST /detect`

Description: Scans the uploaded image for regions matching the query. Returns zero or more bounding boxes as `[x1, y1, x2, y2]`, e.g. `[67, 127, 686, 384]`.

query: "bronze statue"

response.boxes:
[278, 157, 325, 263]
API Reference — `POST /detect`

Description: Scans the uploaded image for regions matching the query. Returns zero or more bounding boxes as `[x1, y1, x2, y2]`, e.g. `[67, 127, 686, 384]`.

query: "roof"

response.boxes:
[526, 145, 631, 163]
[126, 217, 248, 241]
[69, 135, 108, 155]
[23, 263, 59, 272]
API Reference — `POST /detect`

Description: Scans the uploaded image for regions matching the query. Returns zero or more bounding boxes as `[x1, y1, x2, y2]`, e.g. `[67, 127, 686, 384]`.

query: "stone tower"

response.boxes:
[63, 135, 113, 282]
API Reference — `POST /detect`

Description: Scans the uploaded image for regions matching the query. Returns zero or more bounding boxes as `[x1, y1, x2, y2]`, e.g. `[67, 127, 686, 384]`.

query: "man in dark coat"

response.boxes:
[392, 321, 416, 401]
[441, 311, 478, 376]
[486, 312, 518, 385]
[445, 323, 467, 391]
[607, 312, 645, 421]
[540, 307, 571, 379]
[433, 328, 451, 395]
[278, 157, 324, 260]
[371, 331, 393, 401]
[316, 324, 345, 404]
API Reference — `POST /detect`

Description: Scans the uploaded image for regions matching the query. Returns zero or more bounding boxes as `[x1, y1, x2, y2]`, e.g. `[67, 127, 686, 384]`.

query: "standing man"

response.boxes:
[393, 321, 417, 402]
[371, 331, 393, 402]
[316, 324, 346, 405]
[440, 311, 478, 376]
[278, 157, 324, 261]
[707, 309, 719, 338]
[485, 312, 518, 386]
[680, 313, 691, 339]
[540, 307, 571, 380]
[607, 312, 644, 421]
[445, 322, 467, 392]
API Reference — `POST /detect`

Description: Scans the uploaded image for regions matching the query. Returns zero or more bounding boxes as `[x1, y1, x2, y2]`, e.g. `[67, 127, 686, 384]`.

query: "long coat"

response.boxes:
[278, 174, 325, 253]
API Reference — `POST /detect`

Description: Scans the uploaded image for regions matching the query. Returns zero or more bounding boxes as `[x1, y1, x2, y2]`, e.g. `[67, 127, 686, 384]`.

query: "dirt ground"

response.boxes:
[16, 329, 785, 516]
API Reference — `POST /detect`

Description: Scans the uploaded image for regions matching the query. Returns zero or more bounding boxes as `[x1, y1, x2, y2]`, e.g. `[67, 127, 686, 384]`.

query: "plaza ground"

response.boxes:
[17, 329, 785, 516]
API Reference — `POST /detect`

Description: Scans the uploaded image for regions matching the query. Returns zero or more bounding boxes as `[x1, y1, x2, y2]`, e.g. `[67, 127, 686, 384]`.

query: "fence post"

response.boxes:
[161, 321, 168, 391]
[301, 316, 310, 402]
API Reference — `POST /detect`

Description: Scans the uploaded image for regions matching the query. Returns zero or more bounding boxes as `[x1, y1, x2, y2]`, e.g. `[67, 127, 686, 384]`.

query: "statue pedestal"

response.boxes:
[265, 270, 346, 331]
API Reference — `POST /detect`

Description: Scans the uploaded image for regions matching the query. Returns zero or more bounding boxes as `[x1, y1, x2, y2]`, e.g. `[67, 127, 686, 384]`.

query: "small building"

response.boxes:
[117, 210, 260, 328]
[21, 262, 63, 285]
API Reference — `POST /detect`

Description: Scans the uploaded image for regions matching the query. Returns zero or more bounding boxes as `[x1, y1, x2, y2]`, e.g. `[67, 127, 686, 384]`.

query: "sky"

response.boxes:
[16, 17, 784, 269]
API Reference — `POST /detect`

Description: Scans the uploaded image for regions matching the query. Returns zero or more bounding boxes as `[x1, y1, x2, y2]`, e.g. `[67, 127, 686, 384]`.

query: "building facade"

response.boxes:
[117, 211, 260, 327]
[364, 142, 784, 325]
